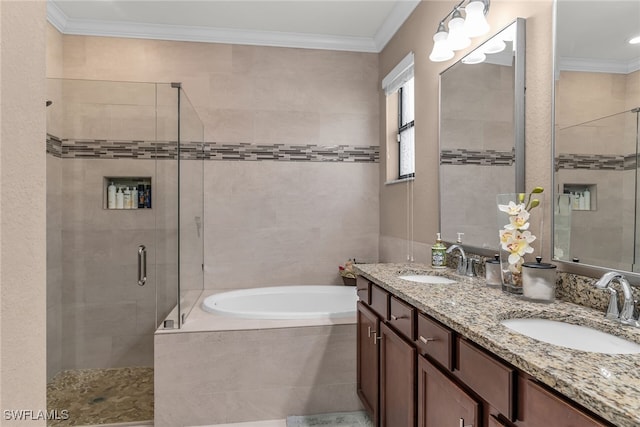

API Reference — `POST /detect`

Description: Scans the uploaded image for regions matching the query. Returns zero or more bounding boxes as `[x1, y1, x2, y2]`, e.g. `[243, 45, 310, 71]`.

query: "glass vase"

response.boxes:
[496, 192, 544, 295]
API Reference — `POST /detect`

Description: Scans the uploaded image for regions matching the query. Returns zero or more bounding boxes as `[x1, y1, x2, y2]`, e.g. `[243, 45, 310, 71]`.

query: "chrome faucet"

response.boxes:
[594, 271, 639, 326]
[446, 244, 470, 276]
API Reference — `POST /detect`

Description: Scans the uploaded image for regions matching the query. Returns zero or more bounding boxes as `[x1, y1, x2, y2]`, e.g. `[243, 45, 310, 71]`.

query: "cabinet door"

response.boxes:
[517, 378, 610, 427]
[418, 355, 480, 427]
[380, 322, 416, 427]
[357, 301, 379, 425]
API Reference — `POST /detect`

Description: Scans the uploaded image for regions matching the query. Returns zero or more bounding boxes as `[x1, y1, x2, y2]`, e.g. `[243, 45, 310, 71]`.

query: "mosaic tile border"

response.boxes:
[46, 136, 379, 163]
[47, 134, 63, 158]
[555, 153, 637, 171]
[440, 148, 514, 166]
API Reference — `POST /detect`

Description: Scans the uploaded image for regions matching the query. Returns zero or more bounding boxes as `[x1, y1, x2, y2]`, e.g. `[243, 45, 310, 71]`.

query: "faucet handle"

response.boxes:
[465, 258, 477, 277]
[605, 287, 620, 320]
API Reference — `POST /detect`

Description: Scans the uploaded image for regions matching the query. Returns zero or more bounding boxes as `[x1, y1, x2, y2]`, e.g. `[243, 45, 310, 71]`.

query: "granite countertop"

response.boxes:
[354, 262, 640, 427]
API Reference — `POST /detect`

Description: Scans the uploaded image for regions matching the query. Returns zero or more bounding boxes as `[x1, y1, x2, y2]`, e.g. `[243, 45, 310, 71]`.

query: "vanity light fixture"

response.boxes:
[428, 0, 490, 62]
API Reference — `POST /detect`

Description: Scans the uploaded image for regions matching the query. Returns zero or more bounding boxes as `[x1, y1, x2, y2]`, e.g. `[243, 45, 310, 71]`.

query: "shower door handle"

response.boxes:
[138, 245, 147, 286]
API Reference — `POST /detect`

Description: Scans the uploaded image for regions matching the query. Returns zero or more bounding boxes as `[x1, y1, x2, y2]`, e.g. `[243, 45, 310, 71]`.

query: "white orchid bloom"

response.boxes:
[498, 201, 525, 216]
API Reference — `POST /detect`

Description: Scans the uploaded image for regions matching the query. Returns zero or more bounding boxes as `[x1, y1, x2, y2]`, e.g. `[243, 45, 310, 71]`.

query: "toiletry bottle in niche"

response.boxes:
[123, 187, 131, 209]
[116, 187, 124, 209]
[107, 182, 116, 209]
[131, 186, 138, 210]
[138, 184, 145, 208]
[583, 188, 590, 210]
[431, 233, 447, 269]
[144, 185, 152, 208]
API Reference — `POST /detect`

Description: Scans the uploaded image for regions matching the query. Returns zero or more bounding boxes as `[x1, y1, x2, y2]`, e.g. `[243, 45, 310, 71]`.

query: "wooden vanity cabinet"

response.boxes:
[379, 321, 416, 427]
[355, 276, 616, 427]
[418, 355, 480, 427]
[357, 283, 417, 427]
[515, 375, 612, 427]
[357, 301, 379, 425]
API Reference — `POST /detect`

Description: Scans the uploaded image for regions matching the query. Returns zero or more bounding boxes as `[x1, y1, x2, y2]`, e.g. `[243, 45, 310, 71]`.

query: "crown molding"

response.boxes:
[46, 0, 68, 33]
[374, 0, 421, 51]
[558, 56, 640, 74]
[46, 0, 418, 53]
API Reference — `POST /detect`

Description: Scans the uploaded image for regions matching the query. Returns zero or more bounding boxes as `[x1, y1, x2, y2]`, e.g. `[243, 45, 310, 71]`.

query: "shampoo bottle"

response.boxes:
[123, 187, 131, 209]
[116, 187, 124, 209]
[131, 187, 138, 210]
[137, 184, 145, 208]
[431, 233, 447, 269]
[583, 188, 590, 210]
[107, 182, 116, 209]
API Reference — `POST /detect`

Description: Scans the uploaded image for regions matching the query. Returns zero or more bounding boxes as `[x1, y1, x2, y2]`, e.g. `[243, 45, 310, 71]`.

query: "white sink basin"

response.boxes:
[398, 275, 457, 284]
[501, 318, 640, 354]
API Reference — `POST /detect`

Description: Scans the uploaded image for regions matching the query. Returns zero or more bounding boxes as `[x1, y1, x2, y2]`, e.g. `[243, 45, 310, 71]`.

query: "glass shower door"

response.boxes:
[178, 87, 205, 325]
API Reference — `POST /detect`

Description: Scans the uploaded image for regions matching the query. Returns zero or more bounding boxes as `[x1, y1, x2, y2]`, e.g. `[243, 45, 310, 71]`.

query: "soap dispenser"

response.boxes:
[431, 233, 447, 269]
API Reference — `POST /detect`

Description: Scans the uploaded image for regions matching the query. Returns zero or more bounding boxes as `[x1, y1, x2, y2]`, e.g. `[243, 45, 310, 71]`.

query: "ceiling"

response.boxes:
[556, 0, 640, 73]
[47, 0, 421, 53]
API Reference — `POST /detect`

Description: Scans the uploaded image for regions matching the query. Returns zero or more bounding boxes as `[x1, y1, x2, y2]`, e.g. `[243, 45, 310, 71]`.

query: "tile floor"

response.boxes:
[115, 421, 286, 427]
[47, 367, 154, 426]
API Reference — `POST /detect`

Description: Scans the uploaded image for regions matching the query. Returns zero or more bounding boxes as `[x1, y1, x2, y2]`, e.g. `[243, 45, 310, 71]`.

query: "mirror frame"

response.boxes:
[438, 17, 526, 256]
[550, 0, 640, 284]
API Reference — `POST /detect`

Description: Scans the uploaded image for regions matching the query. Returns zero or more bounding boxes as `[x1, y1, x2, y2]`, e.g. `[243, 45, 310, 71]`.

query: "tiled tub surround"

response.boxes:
[154, 291, 360, 427]
[354, 263, 640, 427]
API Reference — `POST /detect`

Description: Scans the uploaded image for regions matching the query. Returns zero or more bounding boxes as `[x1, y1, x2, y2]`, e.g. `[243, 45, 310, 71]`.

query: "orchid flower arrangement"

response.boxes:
[498, 187, 544, 276]
[339, 259, 356, 279]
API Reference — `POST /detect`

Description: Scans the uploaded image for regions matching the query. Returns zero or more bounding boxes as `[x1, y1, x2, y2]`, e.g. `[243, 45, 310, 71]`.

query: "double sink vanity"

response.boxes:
[354, 263, 640, 427]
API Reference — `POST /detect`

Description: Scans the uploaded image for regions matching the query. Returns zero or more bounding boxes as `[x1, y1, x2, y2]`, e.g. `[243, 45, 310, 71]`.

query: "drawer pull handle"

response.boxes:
[391, 314, 407, 320]
[367, 326, 372, 338]
[373, 332, 382, 345]
[419, 336, 437, 344]
[459, 418, 472, 427]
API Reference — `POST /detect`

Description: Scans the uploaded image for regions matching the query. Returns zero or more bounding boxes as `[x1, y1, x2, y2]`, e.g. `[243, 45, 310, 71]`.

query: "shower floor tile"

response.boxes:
[47, 367, 154, 426]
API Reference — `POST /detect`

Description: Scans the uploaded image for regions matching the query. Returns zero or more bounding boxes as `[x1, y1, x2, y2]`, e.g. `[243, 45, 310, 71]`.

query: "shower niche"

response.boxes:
[103, 176, 152, 209]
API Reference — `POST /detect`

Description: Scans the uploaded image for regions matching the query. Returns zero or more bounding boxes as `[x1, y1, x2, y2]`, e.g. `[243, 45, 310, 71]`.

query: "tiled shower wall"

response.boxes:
[439, 62, 516, 248]
[555, 70, 640, 269]
[47, 27, 381, 373]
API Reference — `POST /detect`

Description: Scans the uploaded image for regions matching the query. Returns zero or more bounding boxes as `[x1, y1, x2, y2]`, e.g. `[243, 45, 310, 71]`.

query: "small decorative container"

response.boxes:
[522, 257, 557, 303]
[341, 276, 356, 286]
[485, 254, 502, 288]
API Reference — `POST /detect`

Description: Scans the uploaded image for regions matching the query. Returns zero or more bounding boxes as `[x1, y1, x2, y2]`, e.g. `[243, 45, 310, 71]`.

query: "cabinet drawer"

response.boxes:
[389, 296, 415, 341]
[455, 337, 515, 420]
[370, 284, 389, 320]
[416, 313, 454, 371]
[518, 378, 610, 427]
[356, 276, 370, 304]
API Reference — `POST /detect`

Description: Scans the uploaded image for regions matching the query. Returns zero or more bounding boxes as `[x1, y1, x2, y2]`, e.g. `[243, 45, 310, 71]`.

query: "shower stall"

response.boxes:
[46, 78, 204, 425]
[555, 107, 640, 271]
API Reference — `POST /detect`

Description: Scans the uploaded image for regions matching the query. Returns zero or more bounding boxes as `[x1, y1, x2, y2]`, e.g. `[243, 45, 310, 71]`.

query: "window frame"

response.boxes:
[397, 79, 415, 179]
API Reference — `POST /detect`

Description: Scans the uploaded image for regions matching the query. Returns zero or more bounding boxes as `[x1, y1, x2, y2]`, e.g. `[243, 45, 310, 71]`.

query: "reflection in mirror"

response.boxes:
[439, 18, 525, 251]
[553, 0, 640, 273]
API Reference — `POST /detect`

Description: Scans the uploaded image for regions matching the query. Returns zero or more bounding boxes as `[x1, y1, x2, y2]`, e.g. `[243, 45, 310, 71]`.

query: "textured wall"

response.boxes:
[1, 1, 47, 423]
[378, 0, 554, 260]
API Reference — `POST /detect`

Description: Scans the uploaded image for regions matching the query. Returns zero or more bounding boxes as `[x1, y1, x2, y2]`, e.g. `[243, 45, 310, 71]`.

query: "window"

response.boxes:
[382, 52, 415, 181]
[398, 77, 415, 178]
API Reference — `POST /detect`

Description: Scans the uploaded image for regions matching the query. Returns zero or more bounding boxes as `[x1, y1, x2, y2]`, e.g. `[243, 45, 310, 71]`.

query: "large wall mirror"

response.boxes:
[553, 0, 640, 274]
[439, 18, 525, 251]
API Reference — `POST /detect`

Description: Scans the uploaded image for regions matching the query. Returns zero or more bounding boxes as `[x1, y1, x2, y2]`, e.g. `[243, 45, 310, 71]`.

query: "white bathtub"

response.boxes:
[202, 285, 357, 319]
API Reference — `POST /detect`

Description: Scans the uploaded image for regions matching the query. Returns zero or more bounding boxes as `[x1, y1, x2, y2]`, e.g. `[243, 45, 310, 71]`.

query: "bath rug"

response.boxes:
[286, 410, 373, 427]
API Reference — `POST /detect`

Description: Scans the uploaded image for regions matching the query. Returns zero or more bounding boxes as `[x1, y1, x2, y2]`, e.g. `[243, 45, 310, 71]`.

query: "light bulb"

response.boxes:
[447, 11, 471, 51]
[463, 1, 490, 38]
[429, 29, 454, 62]
[483, 38, 506, 54]
[462, 51, 486, 64]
